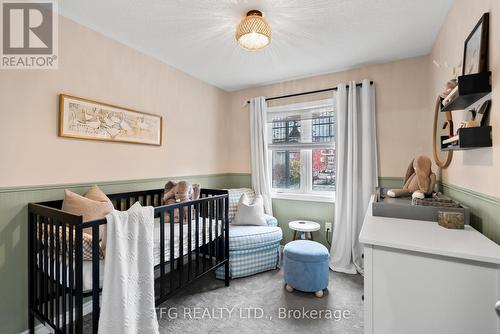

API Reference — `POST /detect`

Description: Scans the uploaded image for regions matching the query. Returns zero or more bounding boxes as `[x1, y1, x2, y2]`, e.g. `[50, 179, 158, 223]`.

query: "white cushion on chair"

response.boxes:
[233, 193, 267, 226]
[227, 188, 255, 222]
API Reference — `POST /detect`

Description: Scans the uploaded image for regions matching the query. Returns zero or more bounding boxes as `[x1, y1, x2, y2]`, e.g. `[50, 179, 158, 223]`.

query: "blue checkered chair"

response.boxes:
[216, 188, 282, 279]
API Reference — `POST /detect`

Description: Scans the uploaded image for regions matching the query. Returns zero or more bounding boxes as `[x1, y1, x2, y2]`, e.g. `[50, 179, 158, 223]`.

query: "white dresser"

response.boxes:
[360, 205, 500, 334]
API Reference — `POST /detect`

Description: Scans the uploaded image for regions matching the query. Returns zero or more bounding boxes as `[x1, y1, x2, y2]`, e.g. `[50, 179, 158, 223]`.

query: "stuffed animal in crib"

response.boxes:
[386, 155, 436, 200]
[162, 181, 200, 223]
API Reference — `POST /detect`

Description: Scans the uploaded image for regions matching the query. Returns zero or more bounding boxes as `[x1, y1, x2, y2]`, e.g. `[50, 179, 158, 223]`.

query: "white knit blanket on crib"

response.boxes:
[98, 202, 159, 334]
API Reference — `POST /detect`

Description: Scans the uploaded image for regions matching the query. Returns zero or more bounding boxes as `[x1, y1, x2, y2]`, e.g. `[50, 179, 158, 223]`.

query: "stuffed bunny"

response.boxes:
[162, 181, 200, 223]
[387, 155, 436, 199]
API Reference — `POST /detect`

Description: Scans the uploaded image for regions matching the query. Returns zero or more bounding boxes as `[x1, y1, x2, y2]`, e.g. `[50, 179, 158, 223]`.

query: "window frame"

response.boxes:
[267, 99, 335, 203]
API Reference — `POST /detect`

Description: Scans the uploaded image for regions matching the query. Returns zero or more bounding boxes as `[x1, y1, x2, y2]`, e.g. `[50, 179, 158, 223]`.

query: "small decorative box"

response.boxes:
[438, 211, 465, 229]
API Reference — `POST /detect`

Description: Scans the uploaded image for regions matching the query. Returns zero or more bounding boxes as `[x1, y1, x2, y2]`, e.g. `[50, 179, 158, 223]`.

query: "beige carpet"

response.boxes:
[156, 268, 364, 334]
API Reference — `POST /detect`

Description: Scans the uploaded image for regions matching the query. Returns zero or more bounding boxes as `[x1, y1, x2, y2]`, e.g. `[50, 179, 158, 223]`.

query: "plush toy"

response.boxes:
[387, 155, 436, 199]
[440, 79, 458, 99]
[162, 181, 200, 223]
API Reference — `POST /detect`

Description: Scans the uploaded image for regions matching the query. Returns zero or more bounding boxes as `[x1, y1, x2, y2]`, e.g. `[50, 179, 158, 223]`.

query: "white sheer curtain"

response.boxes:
[329, 80, 378, 274]
[250, 96, 273, 215]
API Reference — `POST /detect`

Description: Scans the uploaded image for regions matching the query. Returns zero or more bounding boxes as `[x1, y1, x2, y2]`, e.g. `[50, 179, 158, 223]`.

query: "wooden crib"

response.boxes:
[28, 188, 230, 333]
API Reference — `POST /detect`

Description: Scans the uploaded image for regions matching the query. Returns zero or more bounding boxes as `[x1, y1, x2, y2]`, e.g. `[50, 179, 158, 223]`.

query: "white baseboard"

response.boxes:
[21, 300, 94, 334]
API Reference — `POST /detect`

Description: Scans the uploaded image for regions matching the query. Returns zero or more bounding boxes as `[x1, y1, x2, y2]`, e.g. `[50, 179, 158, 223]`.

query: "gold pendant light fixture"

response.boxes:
[235, 10, 272, 51]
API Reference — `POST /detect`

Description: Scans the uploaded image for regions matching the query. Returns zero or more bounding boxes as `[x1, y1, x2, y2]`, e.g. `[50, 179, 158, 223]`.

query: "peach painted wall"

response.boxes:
[6, 5, 496, 198]
[226, 56, 432, 178]
[430, 0, 500, 198]
[0, 16, 229, 188]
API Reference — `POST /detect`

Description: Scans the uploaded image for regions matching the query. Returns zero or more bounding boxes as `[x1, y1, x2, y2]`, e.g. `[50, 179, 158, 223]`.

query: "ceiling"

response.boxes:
[59, 0, 454, 91]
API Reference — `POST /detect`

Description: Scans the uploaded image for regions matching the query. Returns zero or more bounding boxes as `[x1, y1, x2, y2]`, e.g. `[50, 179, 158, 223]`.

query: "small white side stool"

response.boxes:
[289, 220, 320, 241]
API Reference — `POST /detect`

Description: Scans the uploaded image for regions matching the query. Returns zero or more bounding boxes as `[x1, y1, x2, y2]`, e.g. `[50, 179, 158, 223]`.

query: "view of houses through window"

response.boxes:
[268, 101, 335, 197]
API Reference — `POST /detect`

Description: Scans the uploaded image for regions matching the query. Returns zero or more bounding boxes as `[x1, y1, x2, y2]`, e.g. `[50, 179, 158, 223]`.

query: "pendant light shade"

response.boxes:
[235, 10, 272, 51]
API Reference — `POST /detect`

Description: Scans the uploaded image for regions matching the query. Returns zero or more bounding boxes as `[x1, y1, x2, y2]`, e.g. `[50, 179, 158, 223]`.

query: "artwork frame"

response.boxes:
[462, 13, 489, 76]
[59, 94, 163, 146]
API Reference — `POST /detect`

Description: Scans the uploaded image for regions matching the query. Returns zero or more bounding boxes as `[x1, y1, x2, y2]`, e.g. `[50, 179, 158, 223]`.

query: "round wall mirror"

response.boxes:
[432, 97, 453, 168]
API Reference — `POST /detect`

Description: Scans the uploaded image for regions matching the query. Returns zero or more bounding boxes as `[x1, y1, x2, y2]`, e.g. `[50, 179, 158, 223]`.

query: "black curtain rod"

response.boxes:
[246, 81, 373, 104]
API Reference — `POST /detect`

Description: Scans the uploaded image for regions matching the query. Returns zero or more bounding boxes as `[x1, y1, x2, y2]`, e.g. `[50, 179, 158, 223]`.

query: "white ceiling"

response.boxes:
[59, 0, 454, 91]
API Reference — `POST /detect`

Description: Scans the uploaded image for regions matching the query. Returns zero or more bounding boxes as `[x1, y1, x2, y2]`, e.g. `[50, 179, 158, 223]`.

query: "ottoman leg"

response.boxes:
[314, 290, 324, 298]
[285, 284, 294, 292]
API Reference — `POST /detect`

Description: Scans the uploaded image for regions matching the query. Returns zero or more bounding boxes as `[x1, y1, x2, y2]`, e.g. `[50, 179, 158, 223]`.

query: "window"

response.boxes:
[272, 120, 301, 143]
[267, 99, 335, 201]
[312, 148, 335, 191]
[271, 150, 300, 189]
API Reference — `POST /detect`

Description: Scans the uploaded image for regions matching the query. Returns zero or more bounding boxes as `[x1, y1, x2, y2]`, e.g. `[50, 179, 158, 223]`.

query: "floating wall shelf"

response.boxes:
[441, 126, 492, 151]
[441, 72, 491, 112]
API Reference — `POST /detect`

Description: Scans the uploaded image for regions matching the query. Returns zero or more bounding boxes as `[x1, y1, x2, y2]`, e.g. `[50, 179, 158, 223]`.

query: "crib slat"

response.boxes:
[214, 200, 218, 265]
[159, 211, 165, 297]
[216, 199, 220, 263]
[55, 220, 61, 329]
[209, 200, 213, 266]
[43, 217, 48, 318]
[37, 215, 42, 316]
[187, 204, 192, 281]
[213, 201, 217, 264]
[75, 223, 83, 334]
[221, 198, 225, 264]
[214, 200, 217, 265]
[49, 218, 54, 322]
[224, 196, 230, 286]
[169, 209, 175, 294]
[68, 224, 73, 334]
[179, 207, 184, 288]
[53, 219, 58, 322]
[62, 221, 67, 333]
[195, 203, 200, 277]
[92, 224, 100, 334]
[202, 202, 207, 271]
[28, 212, 35, 332]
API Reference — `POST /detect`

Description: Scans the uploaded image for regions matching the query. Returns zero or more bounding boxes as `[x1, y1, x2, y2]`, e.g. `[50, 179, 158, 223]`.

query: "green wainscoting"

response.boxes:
[440, 183, 500, 244]
[375, 177, 500, 244]
[224, 173, 252, 188]
[377, 177, 500, 244]
[272, 199, 334, 246]
[0, 174, 235, 334]
[378, 176, 404, 189]
[2, 173, 498, 333]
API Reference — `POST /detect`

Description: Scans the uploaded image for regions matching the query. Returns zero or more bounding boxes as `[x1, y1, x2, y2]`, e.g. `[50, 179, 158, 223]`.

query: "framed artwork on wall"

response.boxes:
[59, 94, 163, 146]
[462, 13, 489, 75]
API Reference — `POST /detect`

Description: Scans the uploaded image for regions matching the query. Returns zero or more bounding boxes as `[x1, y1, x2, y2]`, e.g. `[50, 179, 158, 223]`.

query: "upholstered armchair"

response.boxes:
[216, 188, 282, 279]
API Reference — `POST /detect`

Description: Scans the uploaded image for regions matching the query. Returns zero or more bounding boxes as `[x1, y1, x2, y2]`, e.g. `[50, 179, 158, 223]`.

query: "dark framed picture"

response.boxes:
[462, 13, 489, 75]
